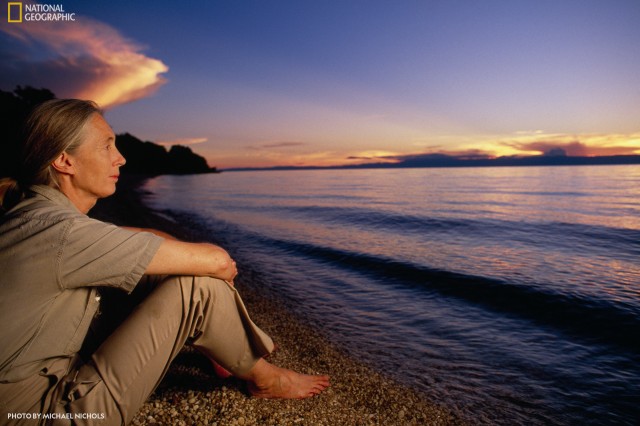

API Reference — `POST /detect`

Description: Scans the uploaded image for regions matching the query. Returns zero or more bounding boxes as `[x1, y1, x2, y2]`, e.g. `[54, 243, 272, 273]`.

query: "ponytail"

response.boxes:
[0, 177, 24, 212]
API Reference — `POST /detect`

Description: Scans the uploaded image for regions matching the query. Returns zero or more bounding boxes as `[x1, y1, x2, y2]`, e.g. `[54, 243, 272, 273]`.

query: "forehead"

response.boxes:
[81, 113, 115, 141]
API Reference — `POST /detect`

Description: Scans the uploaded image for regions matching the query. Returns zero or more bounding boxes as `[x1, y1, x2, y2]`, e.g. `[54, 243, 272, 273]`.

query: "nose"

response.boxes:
[114, 147, 126, 167]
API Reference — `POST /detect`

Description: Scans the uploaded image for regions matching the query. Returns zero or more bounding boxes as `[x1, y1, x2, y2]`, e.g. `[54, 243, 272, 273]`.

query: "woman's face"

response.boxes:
[68, 113, 126, 200]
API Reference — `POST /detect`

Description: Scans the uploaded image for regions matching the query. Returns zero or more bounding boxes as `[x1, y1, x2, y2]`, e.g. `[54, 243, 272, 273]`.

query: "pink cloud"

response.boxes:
[247, 141, 306, 149]
[0, 7, 168, 109]
[156, 137, 208, 146]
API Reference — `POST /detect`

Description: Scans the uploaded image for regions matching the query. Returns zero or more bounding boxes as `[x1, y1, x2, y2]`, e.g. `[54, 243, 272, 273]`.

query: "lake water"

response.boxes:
[143, 165, 640, 425]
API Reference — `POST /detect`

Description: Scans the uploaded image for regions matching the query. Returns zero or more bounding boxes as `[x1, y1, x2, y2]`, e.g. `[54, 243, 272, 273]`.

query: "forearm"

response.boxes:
[124, 226, 238, 281]
[146, 240, 237, 281]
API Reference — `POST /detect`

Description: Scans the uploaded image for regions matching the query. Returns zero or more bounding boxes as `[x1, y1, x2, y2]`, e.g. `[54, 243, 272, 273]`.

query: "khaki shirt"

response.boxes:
[0, 185, 163, 382]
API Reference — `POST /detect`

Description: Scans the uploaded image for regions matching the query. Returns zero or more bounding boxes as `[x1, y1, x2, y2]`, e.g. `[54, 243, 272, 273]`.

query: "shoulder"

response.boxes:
[0, 189, 79, 240]
[4, 185, 82, 222]
[0, 186, 118, 252]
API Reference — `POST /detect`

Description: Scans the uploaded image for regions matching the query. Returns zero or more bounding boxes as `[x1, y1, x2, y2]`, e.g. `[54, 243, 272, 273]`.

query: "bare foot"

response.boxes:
[242, 358, 330, 399]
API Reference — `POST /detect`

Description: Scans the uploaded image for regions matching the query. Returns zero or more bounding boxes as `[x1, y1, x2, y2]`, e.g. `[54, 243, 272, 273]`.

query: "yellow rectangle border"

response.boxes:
[8, 2, 23, 23]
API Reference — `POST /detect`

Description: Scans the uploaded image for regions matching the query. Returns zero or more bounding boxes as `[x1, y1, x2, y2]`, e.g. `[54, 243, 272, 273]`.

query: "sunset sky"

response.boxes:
[1, 0, 639, 169]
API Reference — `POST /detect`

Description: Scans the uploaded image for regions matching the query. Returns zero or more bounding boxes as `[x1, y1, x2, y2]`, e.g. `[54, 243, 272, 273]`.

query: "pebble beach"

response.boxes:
[90, 176, 463, 426]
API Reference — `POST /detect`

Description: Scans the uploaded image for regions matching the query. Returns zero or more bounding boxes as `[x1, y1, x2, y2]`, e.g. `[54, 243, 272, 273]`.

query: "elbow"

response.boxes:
[206, 244, 235, 278]
[217, 256, 232, 273]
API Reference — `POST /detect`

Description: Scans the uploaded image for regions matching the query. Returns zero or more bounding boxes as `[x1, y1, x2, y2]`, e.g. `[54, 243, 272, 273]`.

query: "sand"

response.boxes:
[90, 175, 464, 426]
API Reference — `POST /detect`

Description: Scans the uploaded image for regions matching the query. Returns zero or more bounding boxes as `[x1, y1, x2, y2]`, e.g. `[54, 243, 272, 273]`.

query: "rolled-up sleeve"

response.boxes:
[58, 216, 164, 292]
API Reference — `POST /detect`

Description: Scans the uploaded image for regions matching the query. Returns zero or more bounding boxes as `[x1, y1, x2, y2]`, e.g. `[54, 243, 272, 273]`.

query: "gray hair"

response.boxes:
[0, 99, 102, 211]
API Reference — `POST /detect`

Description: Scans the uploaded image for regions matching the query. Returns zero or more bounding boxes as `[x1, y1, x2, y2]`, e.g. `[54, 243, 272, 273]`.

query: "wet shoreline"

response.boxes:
[90, 175, 462, 425]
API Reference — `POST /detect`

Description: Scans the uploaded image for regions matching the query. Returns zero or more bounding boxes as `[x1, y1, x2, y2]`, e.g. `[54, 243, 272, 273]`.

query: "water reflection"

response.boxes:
[145, 165, 640, 425]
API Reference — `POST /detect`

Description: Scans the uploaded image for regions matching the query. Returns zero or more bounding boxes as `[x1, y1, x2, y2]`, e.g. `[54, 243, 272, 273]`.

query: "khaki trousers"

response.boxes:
[0, 275, 274, 426]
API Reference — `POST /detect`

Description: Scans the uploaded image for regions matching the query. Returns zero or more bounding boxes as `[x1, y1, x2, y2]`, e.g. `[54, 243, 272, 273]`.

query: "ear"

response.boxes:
[51, 152, 76, 176]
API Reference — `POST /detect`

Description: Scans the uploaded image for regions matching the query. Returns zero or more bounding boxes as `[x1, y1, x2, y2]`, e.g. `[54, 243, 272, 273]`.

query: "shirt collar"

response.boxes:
[28, 185, 80, 212]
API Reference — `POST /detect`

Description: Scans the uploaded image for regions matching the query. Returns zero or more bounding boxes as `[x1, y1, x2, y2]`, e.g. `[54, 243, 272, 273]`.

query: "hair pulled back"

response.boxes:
[0, 99, 101, 212]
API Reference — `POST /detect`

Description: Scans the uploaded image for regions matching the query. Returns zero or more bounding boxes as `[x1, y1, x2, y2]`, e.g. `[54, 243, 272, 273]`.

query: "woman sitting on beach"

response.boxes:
[0, 99, 330, 425]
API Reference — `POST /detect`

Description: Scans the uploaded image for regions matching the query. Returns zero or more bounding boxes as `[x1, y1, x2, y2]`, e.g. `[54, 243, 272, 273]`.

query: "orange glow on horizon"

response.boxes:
[200, 132, 640, 169]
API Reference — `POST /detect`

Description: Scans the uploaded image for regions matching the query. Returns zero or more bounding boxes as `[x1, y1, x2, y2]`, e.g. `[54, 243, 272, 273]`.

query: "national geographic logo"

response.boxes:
[7, 2, 77, 23]
[7, 2, 22, 22]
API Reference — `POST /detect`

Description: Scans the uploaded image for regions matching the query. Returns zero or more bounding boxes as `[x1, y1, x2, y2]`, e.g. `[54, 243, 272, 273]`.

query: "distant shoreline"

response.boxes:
[223, 154, 640, 172]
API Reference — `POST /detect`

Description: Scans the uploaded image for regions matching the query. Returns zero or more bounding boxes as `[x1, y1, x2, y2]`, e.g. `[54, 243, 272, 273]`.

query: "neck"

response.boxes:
[57, 181, 97, 214]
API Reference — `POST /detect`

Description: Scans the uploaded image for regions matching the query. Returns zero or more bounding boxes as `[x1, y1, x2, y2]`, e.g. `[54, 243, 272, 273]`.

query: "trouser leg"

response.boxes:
[0, 373, 51, 425]
[49, 275, 274, 426]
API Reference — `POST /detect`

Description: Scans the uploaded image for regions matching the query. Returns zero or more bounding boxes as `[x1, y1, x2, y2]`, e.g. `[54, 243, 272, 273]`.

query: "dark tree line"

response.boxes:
[0, 86, 217, 178]
[115, 133, 214, 175]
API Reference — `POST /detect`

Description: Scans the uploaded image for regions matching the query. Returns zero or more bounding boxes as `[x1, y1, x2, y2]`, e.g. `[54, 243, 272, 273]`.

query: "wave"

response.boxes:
[254, 233, 640, 353]
[277, 205, 640, 255]
[162, 207, 640, 353]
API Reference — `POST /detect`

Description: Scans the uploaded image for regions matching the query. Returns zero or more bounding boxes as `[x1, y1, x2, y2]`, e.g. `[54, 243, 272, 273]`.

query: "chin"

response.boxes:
[100, 185, 118, 198]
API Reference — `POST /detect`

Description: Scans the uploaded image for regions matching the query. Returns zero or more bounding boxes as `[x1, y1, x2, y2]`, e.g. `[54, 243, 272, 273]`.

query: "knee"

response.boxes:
[163, 275, 235, 301]
[194, 276, 236, 298]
